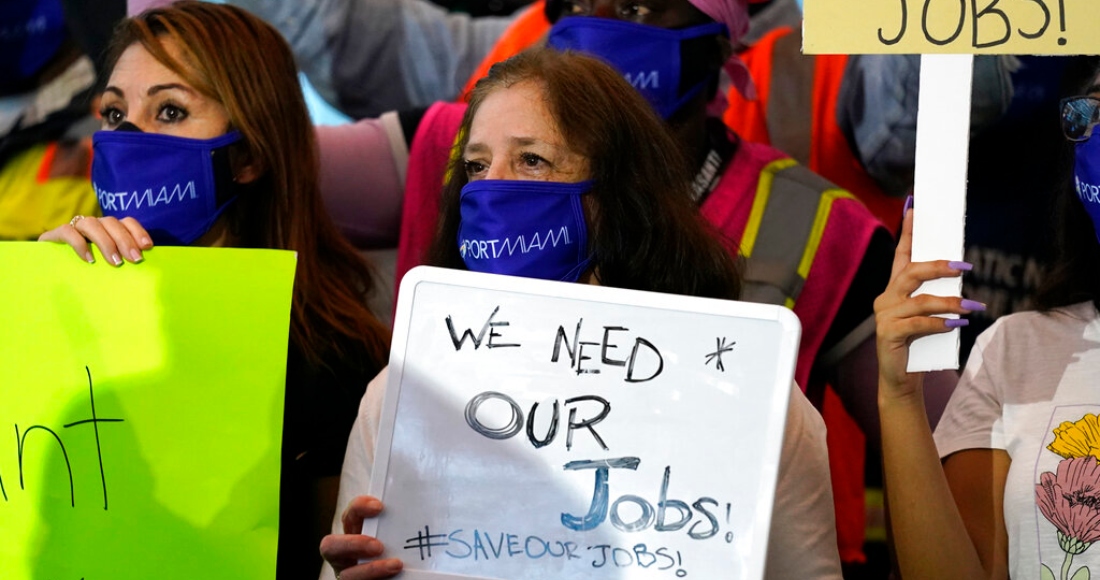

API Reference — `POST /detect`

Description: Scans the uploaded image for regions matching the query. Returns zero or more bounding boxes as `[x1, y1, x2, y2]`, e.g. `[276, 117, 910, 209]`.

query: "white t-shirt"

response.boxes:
[320, 368, 843, 580]
[934, 301, 1100, 579]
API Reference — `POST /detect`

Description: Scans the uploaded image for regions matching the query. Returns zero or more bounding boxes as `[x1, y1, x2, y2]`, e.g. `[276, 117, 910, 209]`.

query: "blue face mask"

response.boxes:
[546, 17, 727, 119]
[1074, 136, 1100, 245]
[458, 179, 593, 282]
[92, 125, 243, 246]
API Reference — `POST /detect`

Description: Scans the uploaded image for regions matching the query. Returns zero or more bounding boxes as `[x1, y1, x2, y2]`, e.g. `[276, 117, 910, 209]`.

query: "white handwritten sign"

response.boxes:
[366, 267, 800, 579]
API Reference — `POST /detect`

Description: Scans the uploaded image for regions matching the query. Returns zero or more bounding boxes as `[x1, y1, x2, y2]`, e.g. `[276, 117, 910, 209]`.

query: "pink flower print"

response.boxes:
[1036, 456, 1100, 554]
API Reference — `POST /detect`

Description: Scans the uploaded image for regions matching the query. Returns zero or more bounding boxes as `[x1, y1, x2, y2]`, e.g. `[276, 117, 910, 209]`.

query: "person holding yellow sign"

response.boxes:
[876, 63, 1100, 580]
[36, 2, 392, 577]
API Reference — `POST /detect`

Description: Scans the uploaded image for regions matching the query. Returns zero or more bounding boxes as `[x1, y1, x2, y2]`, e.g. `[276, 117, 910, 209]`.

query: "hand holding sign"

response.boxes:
[343, 267, 812, 580]
[805, 0, 1100, 369]
[807, 3, 1100, 578]
[873, 211, 983, 397]
[321, 496, 404, 579]
[321, 495, 504, 580]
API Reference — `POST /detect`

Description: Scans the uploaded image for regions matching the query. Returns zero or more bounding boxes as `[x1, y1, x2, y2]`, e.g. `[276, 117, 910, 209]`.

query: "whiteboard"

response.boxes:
[367, 267, 801, 579]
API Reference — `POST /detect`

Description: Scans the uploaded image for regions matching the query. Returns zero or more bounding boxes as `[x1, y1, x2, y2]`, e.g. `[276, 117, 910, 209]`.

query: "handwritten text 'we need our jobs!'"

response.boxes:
[402, 306, 748, 577]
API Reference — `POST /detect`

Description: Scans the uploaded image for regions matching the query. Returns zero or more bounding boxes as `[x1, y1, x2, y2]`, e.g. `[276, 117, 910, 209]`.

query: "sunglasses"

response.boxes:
[1061, 96, 1100, 142]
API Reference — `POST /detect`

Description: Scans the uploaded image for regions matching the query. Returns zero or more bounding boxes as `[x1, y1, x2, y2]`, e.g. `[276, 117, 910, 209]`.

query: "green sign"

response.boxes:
[0, 243, 296, 579]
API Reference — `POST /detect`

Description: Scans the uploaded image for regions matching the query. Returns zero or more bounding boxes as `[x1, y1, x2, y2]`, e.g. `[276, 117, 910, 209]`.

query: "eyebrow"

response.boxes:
[102, 83, 195, 98]
[465, 142, 489, 155]
[465, 136, 550, 153]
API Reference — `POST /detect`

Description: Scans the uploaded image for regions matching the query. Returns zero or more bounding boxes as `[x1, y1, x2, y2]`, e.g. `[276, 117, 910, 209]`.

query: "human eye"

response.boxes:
[617, 1, 652, 19]
[156, 102, 189, 124]
[517, 152, 554, 178]
[560, 0, 589, 16]
[98, 105, 126, 129]
[520, 152, 549, 170]
[464, 159, 488, 180]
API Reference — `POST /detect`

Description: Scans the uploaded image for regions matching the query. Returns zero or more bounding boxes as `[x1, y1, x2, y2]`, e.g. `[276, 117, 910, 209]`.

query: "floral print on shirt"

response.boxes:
[1038, 413, 1100, 580]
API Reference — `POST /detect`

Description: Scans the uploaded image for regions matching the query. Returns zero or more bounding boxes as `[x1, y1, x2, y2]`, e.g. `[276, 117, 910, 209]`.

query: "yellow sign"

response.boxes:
[803, 0, 1100, 54]
[0, 243, 296, 579]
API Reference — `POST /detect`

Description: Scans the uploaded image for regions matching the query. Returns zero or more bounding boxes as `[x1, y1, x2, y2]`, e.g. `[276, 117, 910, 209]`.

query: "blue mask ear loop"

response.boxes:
[664, 77, 715, 119]
[560, 256, 594, 282]
[188, 133, 248, 245]
[663, 22, 729, 119]
[561, 184, 594, 282]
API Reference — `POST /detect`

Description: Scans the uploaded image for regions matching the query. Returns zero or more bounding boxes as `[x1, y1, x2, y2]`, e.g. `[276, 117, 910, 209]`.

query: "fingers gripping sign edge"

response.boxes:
[38, 216, 95, 263]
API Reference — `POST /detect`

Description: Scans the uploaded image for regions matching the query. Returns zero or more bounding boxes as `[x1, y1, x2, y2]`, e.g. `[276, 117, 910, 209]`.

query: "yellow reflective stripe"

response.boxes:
[741, 158, 797, 258]
[795, 188, 855, 281]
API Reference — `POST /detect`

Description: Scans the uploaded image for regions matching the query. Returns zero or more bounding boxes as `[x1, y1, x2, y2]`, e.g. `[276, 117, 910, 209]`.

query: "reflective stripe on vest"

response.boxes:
[740, 158, 853, 309]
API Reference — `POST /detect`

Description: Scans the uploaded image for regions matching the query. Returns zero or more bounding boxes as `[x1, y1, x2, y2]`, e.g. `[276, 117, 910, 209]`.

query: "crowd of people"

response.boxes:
[8, 0, 1100, 578]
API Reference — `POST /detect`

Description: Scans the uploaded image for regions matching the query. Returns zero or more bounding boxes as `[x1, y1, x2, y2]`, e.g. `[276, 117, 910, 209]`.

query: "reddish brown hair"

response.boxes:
[103, 1, 390, 366]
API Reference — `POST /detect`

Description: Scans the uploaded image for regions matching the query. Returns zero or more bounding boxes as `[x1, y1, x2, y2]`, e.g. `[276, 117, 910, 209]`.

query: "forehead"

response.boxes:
[468, 81, 565, 144]
[108, 40, 190, 88]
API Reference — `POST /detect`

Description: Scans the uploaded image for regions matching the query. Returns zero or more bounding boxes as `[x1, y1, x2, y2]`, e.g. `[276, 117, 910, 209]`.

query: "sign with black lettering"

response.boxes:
[367, 267, 800, 579]
[0, 243, 294, 579]
[803, 0, 1100, 54]
[799, 0, 1076, 369]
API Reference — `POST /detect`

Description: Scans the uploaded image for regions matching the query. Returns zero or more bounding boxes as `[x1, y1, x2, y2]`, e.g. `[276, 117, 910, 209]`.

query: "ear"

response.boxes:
[233, 162, 262, 184]
[228, 142, 263, 184]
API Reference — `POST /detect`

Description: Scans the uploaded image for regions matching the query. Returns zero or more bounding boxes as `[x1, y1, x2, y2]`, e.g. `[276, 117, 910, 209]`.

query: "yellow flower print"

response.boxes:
[1048, 414, 1100, 460]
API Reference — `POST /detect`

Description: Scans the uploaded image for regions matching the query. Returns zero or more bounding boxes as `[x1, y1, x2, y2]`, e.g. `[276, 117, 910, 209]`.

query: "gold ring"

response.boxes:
[69, 215, 86, 228]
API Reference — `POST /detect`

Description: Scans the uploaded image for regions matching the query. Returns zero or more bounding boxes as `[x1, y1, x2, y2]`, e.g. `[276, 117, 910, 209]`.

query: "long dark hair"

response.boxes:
[1035, 57, 1100, 313]
[103, 1, 390, 366]
[427, 48, 742, 300]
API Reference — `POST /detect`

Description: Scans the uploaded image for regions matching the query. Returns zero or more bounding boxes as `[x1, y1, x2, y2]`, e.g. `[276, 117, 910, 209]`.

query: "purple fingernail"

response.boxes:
[945, 318, 969, 328]
[903, 194, 914, 214]
[960, 299, 986, 312]
[948, 261, 973, 271]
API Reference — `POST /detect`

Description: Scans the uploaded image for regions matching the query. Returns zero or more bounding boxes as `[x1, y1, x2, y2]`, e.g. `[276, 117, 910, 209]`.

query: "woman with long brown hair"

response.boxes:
[38, 2, 390, 576]
[320, 47, 841, 580]
[426, 45, 741, 300]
